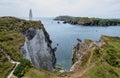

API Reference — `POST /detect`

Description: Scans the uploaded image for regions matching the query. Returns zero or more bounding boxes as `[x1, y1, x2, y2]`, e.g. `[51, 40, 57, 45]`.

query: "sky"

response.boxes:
[0, 0, 120, 18]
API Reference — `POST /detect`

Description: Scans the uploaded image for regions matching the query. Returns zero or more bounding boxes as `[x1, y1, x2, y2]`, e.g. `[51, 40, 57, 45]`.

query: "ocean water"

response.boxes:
[33, 17, 120, 70]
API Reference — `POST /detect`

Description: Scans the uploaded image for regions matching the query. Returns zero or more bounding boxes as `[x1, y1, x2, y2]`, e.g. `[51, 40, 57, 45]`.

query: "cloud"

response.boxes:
[0, 0, 120, 18]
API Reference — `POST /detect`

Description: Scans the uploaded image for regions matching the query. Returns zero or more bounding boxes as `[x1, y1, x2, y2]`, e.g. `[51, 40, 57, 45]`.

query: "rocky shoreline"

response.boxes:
[54, 16, 120, 26]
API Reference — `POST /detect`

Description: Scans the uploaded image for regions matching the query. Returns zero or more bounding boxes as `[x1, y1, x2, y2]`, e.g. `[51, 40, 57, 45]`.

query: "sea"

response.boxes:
[23, 17, 120, 70]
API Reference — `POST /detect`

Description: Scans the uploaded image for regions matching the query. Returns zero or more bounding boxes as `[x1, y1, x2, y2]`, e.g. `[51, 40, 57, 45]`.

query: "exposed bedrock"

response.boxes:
[20, 27, 56, 72]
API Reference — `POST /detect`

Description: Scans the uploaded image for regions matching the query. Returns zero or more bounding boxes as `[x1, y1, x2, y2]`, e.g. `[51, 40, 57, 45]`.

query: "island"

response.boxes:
[54, 16, 120, 26]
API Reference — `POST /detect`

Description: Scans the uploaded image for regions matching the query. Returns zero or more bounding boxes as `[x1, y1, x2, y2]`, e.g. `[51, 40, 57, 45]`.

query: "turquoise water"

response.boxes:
[37, 18, 120, 70]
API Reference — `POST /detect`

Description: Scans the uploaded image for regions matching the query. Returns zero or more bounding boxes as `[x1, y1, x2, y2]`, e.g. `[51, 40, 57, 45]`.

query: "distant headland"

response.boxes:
[54, 16, 120, 26]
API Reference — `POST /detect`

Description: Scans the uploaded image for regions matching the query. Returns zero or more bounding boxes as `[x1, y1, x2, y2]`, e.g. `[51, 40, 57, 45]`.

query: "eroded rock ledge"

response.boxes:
[70, 39, 95, 71]
[70, 38, 106, 71]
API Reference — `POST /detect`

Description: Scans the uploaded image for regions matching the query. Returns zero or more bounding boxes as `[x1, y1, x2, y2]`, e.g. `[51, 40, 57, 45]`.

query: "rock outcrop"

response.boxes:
[20, 27, 56, 72]
[70, 39, 94, 72]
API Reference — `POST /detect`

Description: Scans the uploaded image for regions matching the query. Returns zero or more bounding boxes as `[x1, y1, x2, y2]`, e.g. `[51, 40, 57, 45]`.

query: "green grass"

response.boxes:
[0, 17, 53, 78]
[1, 16, 120, 78]
[55, 16, 120, 26]
[88, 36, 120, 78]
[0, 32, 24, 61]
[23, 67, 59, 78]
[13, 59, 32, 78]
[71, 36, 120, 78]
[80, 50, 91, 67]
[0, 17, 44, 61]
[0, 48, 14, 78]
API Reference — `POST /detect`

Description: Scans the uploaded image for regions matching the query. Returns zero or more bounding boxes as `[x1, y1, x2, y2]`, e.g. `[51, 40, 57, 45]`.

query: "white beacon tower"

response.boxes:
[29, 9, 33, 20]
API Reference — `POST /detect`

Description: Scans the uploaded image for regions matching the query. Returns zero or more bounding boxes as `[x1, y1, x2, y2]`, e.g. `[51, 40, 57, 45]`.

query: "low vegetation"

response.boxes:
[64, 36, 120, 78]
[1, 16, 120, 78]
[13, 59, 32, 77]
[0, 45, 14, 78]
[0, 17, 44, 61]
[55, 16, 120, 26]
[82, 36, 120, 78]
[0, 17, 56, 78]
[23, 67, 59, 78]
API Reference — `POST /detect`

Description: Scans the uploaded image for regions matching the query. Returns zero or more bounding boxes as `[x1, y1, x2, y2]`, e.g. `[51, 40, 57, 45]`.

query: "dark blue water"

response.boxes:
[35, 17, 120, 70]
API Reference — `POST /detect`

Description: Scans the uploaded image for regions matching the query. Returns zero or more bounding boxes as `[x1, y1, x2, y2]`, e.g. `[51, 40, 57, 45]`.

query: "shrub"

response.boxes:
[13, 59, 32, 78]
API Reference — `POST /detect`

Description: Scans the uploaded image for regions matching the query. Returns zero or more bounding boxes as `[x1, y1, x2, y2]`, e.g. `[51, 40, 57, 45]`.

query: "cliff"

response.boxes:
[54, 16, 120, 26]
[21, 28, 56, 72]
[59, 36, 120, 78]
[0, 17, 56, 78]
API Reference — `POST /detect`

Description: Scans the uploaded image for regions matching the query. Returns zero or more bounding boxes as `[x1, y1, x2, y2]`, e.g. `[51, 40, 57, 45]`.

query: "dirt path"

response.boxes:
[7, 60, 20, 78]
[0, 47, 20, 78]
[71, 46, 96, 78]
[6, 53, 20, 78]
[67, 40, 106, 78]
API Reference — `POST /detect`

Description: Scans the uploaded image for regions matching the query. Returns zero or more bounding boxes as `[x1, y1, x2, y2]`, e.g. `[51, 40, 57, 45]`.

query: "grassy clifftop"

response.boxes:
[88, 36, 120, 78]
[0, 45, 14, 78]
[55, 16, 120, 26]
[0, 17, 44, 61]
[62, 36, 120, 78]
[0, 17, 58, 78]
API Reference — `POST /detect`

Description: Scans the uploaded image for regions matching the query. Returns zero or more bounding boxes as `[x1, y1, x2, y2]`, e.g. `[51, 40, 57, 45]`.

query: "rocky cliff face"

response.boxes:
[62, 36, 120, 78]
[0, 17, 57, 78]
[20, 28, 56, 72]
[71, 39, 105, 72]
[70, 39, 95, 72]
